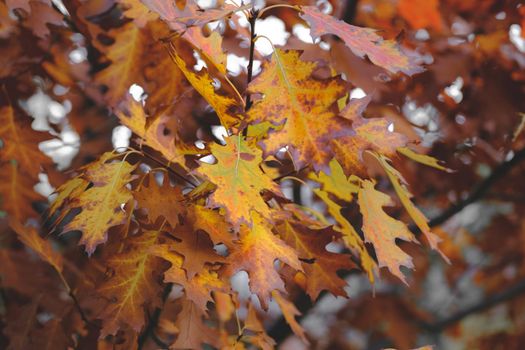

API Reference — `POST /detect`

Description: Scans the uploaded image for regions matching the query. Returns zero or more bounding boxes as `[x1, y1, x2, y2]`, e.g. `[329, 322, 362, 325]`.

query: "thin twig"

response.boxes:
[141, 151, 198, 188]
[137, 283, 173, 349]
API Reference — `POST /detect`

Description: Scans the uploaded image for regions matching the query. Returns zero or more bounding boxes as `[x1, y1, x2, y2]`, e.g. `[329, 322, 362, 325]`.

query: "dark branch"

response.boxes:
[141, 151, 198, 188]
[426, 146, 525, 228]
[137, 283, 172, 350]
[423, 278, 525, 332]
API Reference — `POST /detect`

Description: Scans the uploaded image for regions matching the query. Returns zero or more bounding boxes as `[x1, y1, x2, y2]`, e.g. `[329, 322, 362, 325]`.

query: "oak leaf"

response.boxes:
[332, 96, 407, 176]
[0, 105, 52, 177]
[168, 38, 244, 128]
[117, 99, 197, 167]
[278, 221, 355, 300]
[133, 172, 186, 228]
[9, 220, 63, 274]
[95, 23, 147, 105]
[151, 243, 227, 313]
[272, 290, 309, 344]
[358, 180, 417, 283]
[196, 135, 282, 228]
[96, 231, 163, 337]
[247, 49, 349, 172]
[59, 153, 137, 254]
[300, 6, 423, 75]
[373, 153, 448, 262]
[171, 299, 219, 349]
[0, 161, 44, 221]
[222, 212, 302, 308]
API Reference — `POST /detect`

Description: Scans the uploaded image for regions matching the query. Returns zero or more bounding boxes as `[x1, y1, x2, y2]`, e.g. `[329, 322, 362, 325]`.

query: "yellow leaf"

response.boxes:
[398, 147, 451, 172]
[313, 188, 377, 283]
[358, 180, 417, 283]
[61, 153, 137, 254]
[309, 159, 359, 202]
[247, 49, 348, 172]
[168, 38, 244, 128]
[373, 153, 448, 262]
[196, 135, 281, 228]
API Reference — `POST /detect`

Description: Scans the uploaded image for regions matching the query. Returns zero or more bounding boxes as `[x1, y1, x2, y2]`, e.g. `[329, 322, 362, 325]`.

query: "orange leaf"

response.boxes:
[134, 172, 187, 228]
[272, 290, 309, 344]
[398, 0, 443, 32]
[223, 212, 302, 308]
[9, 220, 63, 274]
[278, 221, 355, 300]
[247, 49, 349, 172]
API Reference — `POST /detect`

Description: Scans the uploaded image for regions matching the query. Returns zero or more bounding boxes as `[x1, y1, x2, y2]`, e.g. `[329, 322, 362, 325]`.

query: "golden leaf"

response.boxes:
[358, 180, 417, 283]
[60, 153, 137, 254]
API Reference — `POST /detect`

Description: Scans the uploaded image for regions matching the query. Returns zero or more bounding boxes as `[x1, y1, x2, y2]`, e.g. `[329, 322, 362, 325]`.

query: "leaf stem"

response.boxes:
[258, 4, 300, 18]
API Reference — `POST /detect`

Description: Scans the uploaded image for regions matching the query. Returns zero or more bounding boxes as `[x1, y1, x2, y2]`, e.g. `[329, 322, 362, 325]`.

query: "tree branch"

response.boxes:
[141, 151, 198, 188]
[426, 146, 525, 228]
[244, 9, 258, 111]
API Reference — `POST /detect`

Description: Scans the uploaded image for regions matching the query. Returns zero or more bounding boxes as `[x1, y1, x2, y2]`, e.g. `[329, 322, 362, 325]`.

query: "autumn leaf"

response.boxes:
[58, 153, 137, 254]
[332, 96, 408, 176]
[95, 23, 147, 105]
[171, 225, 226, 279]
[373, 153, 448, 262]
[0, 161, 44, 221]
[117, 98, 197, 167]
[133, 172, 186, 228]
[300, 6, 423, 75]
[312, 187, 377, 283]
[167, 37, 244, 128]
[151, 243, 227, 313]
[187, 204, 236, 248]
[196, 135, 282, 228]
[222, 212, 302, 308]
[9, 220, 63, 273]
[278, 221, 355, 300]
[171, 299, 219, 349]
[272, 290, 309, 344]
[141, 0, 245, 32]
[118, 0, 157, 27]
[358, 179, 417, 283]
[96, 230, 163, 337]
[398, 147, 452, 172]
[247, 49, 349, 172]
[398, 0, 443, 32]
[0, 105, 52, 178]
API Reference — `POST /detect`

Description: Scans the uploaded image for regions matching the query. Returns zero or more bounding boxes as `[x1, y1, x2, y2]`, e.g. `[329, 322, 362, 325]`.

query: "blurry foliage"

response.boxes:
[0, 0, 524, 349]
